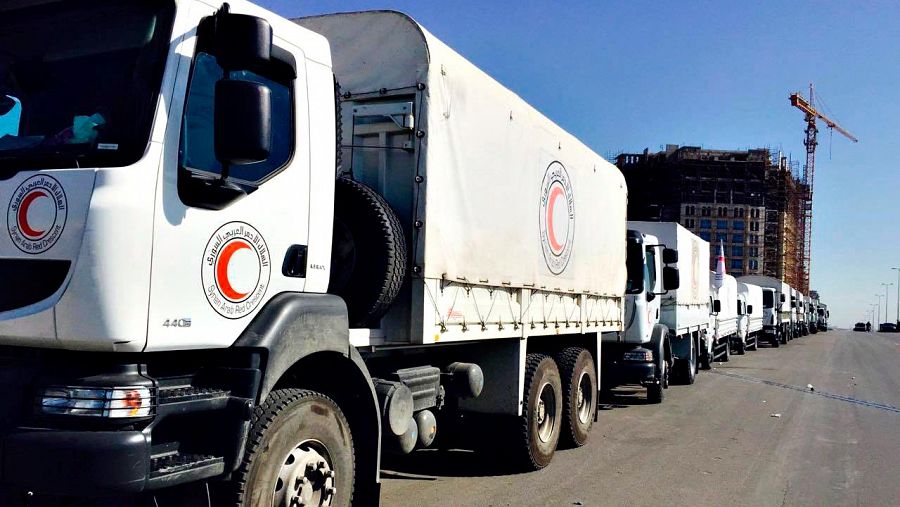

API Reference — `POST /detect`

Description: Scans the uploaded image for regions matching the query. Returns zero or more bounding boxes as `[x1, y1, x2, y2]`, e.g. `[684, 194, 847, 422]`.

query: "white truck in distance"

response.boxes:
[601, 222, 709, 402]
[737, 282, 763, 351]
[817, 302, 830, 331]
[738, 276, 793, 346]
[0, 3, 628, 506]
[709, 272, 741, 359]
[806, 295, 819, 334]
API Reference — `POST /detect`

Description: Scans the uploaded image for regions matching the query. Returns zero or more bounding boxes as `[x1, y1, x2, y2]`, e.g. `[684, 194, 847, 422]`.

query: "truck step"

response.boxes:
[148, 452, 225, 488]
[157, 386, 231, 415]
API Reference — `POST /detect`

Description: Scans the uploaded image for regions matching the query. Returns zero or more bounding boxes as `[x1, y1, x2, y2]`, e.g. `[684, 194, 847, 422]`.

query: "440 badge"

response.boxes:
[202, 222, 271, 319]
[7, 174, 68, 254]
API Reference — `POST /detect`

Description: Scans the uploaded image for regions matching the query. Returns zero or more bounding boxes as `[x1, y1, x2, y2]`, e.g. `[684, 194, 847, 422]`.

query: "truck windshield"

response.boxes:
[762, 290, 774, 308]
[0, 0, 175, 171]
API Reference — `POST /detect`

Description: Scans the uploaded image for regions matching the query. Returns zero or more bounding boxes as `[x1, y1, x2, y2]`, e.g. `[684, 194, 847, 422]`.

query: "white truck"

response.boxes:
[737, 282, 763, 352]
[709, 272, 740, 361]
[806, 295, 819, 334]
[793, 288, 807, 337]
[737, 276, 793, 346]
[0, 4, 628, 506]
[817, 302, 830, 331]
[602, 222, 709, 402]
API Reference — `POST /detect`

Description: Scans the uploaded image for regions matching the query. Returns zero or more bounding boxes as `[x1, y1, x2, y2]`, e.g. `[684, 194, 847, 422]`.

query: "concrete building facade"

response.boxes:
[616, 144, 804, 284]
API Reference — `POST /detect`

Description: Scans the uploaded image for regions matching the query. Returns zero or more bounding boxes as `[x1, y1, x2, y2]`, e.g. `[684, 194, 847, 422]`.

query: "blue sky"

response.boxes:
[257, 0, 897, 327]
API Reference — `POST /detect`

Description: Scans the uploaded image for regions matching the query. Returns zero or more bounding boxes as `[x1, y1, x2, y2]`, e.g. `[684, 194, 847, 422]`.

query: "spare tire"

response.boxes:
[329, 177, 407, 327]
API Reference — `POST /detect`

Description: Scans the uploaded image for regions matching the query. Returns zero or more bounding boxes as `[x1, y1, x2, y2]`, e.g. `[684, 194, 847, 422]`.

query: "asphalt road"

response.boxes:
[379, 329, 900, 506]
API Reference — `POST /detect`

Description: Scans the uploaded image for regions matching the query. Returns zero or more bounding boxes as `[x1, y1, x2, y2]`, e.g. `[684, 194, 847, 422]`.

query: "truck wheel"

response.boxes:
[329, 177, 407, 327]
[234, 389, 354, 507]
[700, 339, 713, 370]
[721, 339, 730, 362]
[647, 358, 666, 404]
[516, 354, 562, 470]
[673, 336, 696, 385]
[556, 347, 596, 448]
[772, 334, 781, 348]
[736, 338, 746, 355]
[748, 335, 758, 351]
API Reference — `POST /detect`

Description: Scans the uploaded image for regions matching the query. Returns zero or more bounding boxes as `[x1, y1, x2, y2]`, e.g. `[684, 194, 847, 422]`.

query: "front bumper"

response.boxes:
[603, 360, 657, 387]
[3, 429, 150, 494]
[0, 348, 256, 497]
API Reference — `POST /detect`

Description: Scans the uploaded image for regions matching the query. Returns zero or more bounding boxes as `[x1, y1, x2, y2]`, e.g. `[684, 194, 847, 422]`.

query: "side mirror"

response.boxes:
[780, 294, 786, 303]
[662, 248, 678, 265]
[215, 79, 272, 166]
[713, 299, 721, 314]
[662, 266, 680, 291]
[747, 305, 753, 314]
[625, 239, 645, 295]
[214, 13, 273, 70]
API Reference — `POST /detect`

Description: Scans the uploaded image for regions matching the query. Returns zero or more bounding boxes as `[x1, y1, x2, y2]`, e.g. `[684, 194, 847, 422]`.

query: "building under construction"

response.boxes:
[616, 145, 809, 290]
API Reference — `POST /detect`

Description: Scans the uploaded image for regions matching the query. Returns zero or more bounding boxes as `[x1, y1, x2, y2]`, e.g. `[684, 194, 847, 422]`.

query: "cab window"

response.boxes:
[180, 52, 294, 186]
[762, 290, 774, 309]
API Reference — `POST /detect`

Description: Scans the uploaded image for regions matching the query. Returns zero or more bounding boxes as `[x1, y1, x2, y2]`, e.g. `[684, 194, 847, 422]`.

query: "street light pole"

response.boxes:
[892, 267, 900, 325]
[875, 294, 883, 326]
[882, 283, 893, 324]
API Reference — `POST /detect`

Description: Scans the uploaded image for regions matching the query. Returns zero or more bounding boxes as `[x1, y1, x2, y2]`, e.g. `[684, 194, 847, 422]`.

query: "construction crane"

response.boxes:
[789, 83, 857, 292]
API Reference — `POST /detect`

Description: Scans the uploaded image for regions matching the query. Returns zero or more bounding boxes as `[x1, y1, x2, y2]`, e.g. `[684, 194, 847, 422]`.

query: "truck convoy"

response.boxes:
[0, 1, 832, 505]
[0, 3, 630, 505]
[601, 222, 706, 402]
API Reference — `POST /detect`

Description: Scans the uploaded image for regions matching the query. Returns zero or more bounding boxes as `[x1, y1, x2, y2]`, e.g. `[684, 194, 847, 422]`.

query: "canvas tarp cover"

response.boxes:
[297, 11, 627, 296]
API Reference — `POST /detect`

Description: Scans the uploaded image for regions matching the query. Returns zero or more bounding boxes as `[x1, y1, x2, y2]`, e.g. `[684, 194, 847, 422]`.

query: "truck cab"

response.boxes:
[601, 230, 679, 403]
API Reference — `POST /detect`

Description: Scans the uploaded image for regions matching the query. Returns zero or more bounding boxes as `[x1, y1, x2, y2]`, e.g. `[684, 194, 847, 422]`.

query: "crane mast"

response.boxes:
[789, 83, 857, 293]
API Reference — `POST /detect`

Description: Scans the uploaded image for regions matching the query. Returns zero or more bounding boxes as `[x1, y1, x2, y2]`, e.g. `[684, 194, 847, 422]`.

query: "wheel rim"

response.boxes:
[273, 439, 337, 507]
[575, 371, 593, 424]
[535, 381, 558, 443]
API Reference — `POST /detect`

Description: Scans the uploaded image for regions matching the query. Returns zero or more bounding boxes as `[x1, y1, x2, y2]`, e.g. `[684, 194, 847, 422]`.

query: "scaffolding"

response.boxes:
[763, 154, 805, 290]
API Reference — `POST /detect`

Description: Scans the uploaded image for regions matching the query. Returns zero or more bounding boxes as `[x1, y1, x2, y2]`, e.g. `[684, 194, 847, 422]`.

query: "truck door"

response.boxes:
[147, 5, 311, 351]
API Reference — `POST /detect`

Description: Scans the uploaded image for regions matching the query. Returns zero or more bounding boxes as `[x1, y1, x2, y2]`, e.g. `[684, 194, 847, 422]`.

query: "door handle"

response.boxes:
[282, 245, 307, 278]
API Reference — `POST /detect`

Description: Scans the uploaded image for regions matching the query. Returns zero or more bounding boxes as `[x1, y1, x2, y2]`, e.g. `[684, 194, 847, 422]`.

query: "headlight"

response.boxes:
[623, 348, 653, 362]
[40, 386, 154, 418]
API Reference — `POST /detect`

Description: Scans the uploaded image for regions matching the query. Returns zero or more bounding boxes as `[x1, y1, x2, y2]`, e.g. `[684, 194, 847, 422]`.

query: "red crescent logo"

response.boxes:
[18, 190, 48, 239]
[546, 185, 565, 254]
[216, 240, 252, 302]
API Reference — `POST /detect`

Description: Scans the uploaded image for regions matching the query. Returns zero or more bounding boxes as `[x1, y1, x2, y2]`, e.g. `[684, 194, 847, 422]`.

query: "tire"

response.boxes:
[736, 338, 746, 355]
[700, 337, 713, 370]
[556, 347, 596, 448]
[329, 177, 407, 327]
[721, 338, 730, 362]
[748, 335, 758, 351]
[673, 336, 696, 385]
[647, 356, 666, 404]
[232, 389, 354, 507]
[772, 334, 781, 348]
[515, 354, 563, 470]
